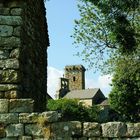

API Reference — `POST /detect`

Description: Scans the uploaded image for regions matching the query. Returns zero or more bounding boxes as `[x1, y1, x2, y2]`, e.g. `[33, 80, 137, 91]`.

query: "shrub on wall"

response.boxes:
[47, 99, 99, 122]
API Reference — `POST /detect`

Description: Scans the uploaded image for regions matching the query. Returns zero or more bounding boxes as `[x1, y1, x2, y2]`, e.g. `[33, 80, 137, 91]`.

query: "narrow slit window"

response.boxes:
[73, 76, 76, 81]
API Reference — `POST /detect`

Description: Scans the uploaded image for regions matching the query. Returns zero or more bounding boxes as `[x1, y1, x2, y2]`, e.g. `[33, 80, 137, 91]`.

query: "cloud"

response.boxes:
[86, 75, 112, 97]
[47, 66, 112, 98]
[47, 66, 64, 99]
[98, 75, 112, 88]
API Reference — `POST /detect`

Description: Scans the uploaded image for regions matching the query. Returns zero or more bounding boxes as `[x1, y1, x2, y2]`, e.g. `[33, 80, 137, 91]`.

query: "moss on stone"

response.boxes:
[0, 84, 18, 91]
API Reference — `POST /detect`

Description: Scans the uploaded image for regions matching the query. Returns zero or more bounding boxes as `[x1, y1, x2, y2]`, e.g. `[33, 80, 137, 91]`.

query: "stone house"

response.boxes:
[64, 88, 106, 106]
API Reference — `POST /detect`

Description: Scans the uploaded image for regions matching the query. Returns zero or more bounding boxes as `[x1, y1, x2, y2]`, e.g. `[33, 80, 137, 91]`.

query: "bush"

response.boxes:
[47, 99, 99, 122]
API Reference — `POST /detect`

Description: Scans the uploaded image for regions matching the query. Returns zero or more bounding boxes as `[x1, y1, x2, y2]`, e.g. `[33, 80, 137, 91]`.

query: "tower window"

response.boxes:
[73, 76, 76, 81]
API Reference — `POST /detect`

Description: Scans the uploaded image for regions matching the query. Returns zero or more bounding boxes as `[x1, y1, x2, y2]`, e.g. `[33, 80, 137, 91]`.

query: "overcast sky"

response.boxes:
[45, 0, 112, 99]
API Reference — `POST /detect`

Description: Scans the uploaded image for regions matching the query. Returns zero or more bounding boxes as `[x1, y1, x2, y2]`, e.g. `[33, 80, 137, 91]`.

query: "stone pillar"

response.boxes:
[0, 0, 49, 111]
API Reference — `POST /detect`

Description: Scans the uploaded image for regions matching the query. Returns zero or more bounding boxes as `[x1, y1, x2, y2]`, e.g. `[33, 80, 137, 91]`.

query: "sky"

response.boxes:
[45, 0, 112, 99]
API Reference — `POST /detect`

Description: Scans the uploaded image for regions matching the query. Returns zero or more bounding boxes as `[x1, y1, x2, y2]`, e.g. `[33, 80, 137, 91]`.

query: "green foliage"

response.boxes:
[73, 0, 140, 122]
[72, 0, 140, 72]
[109, 58, 140, 122]
[47, 99, 99, 122]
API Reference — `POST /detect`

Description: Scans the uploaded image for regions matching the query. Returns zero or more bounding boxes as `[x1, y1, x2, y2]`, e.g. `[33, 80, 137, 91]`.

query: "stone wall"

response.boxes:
[0, 99, 139, 140]
[0, 0, 49, 111]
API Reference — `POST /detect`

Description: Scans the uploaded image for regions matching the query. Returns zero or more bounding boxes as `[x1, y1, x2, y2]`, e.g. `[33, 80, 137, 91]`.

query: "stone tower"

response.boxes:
[65, 65, 86, 91]
[0, 0, 49, 111]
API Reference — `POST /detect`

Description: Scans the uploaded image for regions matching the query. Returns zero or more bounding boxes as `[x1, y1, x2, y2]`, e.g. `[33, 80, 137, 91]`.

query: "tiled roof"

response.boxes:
[63, 88, 100, 99]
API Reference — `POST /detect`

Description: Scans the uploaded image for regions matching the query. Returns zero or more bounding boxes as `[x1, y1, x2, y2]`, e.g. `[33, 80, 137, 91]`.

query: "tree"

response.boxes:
[72, 0, 140, 122]
[72, 0, 140, 72]
[109, 57, 140, 122]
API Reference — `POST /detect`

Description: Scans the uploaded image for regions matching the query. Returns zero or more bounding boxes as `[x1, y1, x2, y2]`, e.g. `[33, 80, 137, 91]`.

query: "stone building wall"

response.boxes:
[0, 99, 140, 140]
[0, 0, 49, 111]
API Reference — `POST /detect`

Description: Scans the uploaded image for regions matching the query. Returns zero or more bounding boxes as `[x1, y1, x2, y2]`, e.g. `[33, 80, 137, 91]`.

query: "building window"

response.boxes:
[73, 76, 76, 81]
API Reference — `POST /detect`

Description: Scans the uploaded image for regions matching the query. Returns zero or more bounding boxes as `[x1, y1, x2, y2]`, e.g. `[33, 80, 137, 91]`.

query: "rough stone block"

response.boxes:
[0, 91, 4, 98]
[0, 99, 9, 113]
[34, 137, 47, 140]
[127, 123, 140, 137]
[89, 138, 109, 140]
[0, 59, 19, 69]
[9, 48, 19, 59]
[51, 121, 82, 139]
[0, 8, 10, 15]
[0, 37, 21, 48]
[10, 8, 22, 16]
[0, 138, 17, 140]
[0, 113, 18, 124]
[0, 16, 22, 26]
[112, 138, 140, 140]
[78, 137, 88, 140]
[20, 136, 32, 140]
[4, 90, 19, 99]
[13, 26, 21, 37]
[40, 111, 59, 123]
[19, 113, 39, 123]
[10, 48, 20, 58]
[0, 84, 18, 92]
[9, 99, 34, 113]
[0, 50, 9, 59]
[7, 1, 24, 8]
[6, 124, 24, 137]
[0, 70, 19, 83]
[0, 25, 13, 37]
[83, 122, 101, 137]
[0, 125, 5, 138]
[101, 122, 127, 137]
[25, 124, 44, 137]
